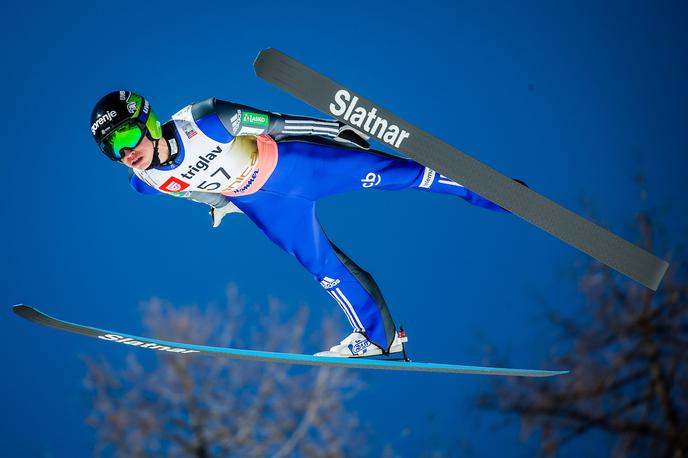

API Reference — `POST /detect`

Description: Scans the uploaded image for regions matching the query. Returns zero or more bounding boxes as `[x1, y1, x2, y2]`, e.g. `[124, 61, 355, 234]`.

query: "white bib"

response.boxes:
[134, 105, 259, 196]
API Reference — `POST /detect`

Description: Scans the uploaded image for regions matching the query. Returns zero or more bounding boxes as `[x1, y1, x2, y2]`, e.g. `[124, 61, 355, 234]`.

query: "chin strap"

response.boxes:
[146, 137, 162, 170]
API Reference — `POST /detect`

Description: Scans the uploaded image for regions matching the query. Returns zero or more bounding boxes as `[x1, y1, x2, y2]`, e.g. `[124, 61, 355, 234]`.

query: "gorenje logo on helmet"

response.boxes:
[91, 110, 117, 135]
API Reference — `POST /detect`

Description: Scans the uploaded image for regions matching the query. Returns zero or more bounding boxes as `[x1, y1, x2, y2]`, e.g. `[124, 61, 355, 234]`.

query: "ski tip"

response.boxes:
[257, 47, 277, 55]
[12, 304, 39, 319]
[254, 48, 280, 72]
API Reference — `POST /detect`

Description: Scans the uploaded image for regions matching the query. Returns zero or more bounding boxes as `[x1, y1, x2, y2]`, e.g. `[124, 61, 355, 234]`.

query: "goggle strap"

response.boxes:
[138, 99, 150, 124]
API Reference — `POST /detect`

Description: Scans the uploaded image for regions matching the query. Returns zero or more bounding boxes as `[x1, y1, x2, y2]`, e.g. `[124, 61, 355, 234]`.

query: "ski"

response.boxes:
[13, 305, 567, 377]
[253, 48, 668, 291]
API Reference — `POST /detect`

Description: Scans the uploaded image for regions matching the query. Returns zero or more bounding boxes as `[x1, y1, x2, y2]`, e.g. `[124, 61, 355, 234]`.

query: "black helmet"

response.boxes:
[90, 90, 162, 162]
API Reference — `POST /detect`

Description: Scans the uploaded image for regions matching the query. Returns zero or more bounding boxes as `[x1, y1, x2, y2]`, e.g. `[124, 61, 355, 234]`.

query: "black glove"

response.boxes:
[210, 202, 243, 228]
[335, 124, 370, 150]
[513, 178, 529, 188]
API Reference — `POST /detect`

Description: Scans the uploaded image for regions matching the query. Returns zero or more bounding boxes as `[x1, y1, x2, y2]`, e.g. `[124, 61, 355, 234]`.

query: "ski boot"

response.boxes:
[314, 327, 409, 359]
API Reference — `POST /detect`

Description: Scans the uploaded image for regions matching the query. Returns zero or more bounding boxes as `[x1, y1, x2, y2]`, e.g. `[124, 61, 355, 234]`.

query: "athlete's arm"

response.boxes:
[129, 174, 233, 209]
[129, 174, 162, 196]
[191, 98, 369, 148]
[213, 98, 340, 139]
[184, 191, 243, 226]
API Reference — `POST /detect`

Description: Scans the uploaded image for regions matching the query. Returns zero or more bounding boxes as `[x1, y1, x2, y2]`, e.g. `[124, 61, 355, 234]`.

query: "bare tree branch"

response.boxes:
[476, 206, 688, 457]
[83, 283, 367, 457]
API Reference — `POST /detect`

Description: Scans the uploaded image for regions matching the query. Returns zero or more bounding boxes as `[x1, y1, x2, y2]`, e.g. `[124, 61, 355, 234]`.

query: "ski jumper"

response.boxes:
[130, 98, 507, 353]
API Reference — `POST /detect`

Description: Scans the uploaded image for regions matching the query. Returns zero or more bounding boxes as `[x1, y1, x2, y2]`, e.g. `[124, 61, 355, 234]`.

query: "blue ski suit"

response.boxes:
[130, 98, 508, 353]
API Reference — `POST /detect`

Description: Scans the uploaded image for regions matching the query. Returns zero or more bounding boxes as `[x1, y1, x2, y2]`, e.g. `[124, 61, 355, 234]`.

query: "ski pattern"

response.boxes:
[13, 305, 567, 377]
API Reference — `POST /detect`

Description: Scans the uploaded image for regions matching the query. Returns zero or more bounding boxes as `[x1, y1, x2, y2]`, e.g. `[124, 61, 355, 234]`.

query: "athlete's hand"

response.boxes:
[335, 123, 370, 150]
[210, 202, 243, 228]
[512, 178, 529, 188]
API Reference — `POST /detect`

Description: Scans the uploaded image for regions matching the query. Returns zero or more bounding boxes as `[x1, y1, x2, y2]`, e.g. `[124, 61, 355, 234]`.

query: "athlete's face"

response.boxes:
[120, 135, 155, 170]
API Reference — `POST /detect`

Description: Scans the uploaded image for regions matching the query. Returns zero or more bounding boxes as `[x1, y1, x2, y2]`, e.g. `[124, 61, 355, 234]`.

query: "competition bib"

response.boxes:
[134, 105, 260, 196]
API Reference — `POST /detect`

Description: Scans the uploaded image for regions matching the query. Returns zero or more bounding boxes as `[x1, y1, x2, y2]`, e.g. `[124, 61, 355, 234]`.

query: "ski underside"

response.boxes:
[13, 305, 567, 377]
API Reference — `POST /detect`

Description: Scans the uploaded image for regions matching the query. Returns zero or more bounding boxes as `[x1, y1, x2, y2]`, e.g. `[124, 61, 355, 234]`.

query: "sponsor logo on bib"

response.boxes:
[231, 169, 259, 194]
[160, 176, 190, 193]
[180, 120, 197, 139]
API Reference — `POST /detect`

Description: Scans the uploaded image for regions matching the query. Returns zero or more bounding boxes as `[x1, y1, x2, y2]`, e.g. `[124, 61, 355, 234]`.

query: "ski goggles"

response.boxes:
[99, 120, 148, 161]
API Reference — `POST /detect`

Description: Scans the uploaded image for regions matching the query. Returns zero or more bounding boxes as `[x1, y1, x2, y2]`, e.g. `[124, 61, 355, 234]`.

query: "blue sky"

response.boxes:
[3, 1, 687, 456]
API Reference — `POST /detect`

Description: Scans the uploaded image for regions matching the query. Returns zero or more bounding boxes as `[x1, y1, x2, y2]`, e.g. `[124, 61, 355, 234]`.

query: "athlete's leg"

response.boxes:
[268, 140, 506, 212]
[231, 190, 397, 352]
[413, 170, 508, 212]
